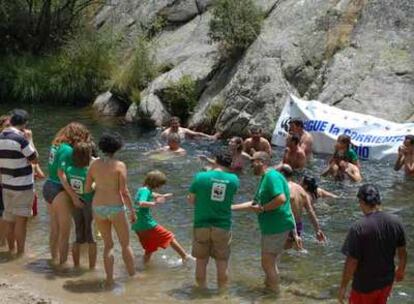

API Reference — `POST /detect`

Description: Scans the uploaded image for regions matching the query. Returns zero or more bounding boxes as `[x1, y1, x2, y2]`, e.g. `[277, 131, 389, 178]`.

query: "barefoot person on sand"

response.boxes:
[132, 170, 191, 265]
[42, 122, 91, 265]
[394, 135, 414, 177]
[85, 132, 136, 287]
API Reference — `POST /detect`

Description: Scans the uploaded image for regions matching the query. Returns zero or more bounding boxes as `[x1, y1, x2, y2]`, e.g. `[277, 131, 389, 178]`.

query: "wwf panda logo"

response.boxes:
[281, 117, 292, 132]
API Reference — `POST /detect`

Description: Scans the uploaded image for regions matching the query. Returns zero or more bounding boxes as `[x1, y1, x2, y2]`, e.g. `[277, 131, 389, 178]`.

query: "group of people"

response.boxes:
[0, 111, 410, 304]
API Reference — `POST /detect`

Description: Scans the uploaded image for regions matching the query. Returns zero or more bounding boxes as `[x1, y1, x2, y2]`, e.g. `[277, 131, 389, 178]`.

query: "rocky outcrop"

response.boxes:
[92, 91, 129, 116]
[95, 0, 414, 136]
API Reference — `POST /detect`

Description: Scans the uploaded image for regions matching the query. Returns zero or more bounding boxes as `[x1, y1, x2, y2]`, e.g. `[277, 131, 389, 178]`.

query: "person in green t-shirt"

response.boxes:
[65, 142, 96, 269]
[41, 122, 91, 265]
[232, 152, 299, 293]
[132, 170, 191, 264]
[322, 134, 362, 182]
[188, 149, 240, 290]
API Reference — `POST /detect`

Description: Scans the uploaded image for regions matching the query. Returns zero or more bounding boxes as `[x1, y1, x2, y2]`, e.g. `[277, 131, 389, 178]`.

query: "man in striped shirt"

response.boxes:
[0, 109, 38, 255]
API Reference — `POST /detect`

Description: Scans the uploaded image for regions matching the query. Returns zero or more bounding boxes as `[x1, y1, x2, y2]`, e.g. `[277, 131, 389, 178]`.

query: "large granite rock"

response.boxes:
[96, 0, 414, 135]
[92, 91, 129, 116]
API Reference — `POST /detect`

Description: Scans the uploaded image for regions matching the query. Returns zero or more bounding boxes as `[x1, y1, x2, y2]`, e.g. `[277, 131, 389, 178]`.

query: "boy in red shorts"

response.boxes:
[132, 170, 192, 264]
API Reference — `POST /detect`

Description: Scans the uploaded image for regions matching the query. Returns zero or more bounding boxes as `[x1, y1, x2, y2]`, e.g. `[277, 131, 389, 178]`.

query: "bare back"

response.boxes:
[404, 153, 414, 176]
[88, 158, 125, 206]
[289, 182, 307, 221]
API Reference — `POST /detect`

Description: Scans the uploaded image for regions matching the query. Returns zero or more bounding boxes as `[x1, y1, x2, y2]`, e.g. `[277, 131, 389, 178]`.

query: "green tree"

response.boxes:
[209, 0, 264, 58]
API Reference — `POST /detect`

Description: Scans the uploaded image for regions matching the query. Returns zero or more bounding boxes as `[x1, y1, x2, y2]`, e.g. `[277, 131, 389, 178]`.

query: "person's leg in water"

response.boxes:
[47, 203, 59, 263]
[14, 215, 28, 256]
[215, 259, 229, 290]
[143, 250, 153, 264]
[112, 211, 136, 277]
[195, 258, 209, 289]
[72, 206, 84, 268]
[261, 253, 280, 293]
[54, 191, 73, 265]
[6, 222, 15, 253]
[95, 216, 115, 287]
[170, 238, 191, 261]
[84, 205, 97, 270]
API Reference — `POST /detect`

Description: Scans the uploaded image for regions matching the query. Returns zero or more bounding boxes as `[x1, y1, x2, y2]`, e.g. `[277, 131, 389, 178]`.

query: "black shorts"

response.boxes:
[72, 201, 94, 244]
[42, 180, 64, 204]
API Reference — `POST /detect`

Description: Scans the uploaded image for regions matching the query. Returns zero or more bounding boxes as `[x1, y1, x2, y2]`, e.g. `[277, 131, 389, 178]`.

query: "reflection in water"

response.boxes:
[0, 104, 412, 303]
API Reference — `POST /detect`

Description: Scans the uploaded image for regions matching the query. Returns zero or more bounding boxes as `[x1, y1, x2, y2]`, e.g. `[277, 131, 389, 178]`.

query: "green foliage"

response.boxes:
[162, 76, 198, 122]
[0, 28, 117, 104]
[143, 15, 168, 39]
[209, 0, 264, 58]
[206, 100, 225, 127]
[111, 36, 158, 102]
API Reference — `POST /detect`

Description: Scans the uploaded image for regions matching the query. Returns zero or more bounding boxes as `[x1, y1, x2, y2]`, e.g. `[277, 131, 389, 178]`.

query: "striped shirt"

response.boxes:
[0, 127, 37, 191]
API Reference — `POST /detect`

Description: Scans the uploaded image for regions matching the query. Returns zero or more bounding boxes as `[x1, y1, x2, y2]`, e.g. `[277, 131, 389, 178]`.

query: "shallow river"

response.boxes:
[0, 104, 412, 303]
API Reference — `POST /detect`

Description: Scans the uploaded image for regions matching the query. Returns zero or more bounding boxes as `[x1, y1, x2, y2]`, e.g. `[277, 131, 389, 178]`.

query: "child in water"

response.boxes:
[65, 142, 97, 269]
[132, 170, 192, 264]
[301, 175, 338, 205]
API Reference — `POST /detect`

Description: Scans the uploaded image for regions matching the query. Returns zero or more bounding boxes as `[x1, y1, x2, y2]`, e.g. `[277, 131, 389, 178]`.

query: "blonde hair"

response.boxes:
[52, 122, 91, 146]
[144, 170, 167, 189]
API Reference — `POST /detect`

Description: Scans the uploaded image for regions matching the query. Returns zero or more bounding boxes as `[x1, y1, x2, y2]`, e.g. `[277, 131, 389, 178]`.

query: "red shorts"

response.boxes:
[350, 284, 393, 304]
[32, 193, 38, 217]
[137, 225, 174, 254]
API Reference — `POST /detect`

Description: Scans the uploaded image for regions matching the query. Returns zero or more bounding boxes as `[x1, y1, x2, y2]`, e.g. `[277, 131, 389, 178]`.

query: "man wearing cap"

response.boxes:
[188, 149, 240, 289]
[339, 184, 407, 304]
[0, 109, 38, 255]
[232, 152, 298, 293]
[394, 135, 414, 176]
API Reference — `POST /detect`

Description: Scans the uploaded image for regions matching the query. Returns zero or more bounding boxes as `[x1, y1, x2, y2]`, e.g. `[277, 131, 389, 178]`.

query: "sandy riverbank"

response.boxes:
[0, 280, 54, 304]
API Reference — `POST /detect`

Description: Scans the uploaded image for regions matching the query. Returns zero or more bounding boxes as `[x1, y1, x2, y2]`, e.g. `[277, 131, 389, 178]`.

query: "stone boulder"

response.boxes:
[92, 91, 129, 116]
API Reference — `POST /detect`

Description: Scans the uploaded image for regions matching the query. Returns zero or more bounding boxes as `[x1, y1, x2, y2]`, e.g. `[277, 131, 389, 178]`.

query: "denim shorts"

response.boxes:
[42, 179, 64, 204]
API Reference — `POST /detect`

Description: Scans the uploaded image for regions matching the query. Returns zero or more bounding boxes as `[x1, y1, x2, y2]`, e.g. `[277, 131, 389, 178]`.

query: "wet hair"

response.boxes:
[249, 127, 262, 134]
[9, 109, 29, 126]
[279, 164, 293, 179]
[215, 148, 233, 168]
[230, 136, 244, 153]
[252, 151, 271, 166]
[289, 118, 304, 129]
[405, 135, 414, 145]
[73, 142, 92, 168]
[0, 115, 10, 131]
[167, 132, 181, 144]
[337, 134, 351, 150]
[302, 175, 318, 198]
[52, 122, 91, 146]
[357, 184, 381, 206]
[170, 116, 181, 124]
[98, 132, 123, 155]
[288, 134, 301, 145]
[144, 170, 167, 189]
[90, 140, 98, 158]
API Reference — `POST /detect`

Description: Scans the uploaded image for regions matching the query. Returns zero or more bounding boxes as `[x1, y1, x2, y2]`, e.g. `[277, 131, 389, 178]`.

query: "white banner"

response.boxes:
[272, 95, 414, 161]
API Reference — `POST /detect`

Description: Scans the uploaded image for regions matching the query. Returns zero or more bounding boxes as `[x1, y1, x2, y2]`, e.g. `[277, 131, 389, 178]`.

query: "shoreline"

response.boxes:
[0, 279, 54, 304]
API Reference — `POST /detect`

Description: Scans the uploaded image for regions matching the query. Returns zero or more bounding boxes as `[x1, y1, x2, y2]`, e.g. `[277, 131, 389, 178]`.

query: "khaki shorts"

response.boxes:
[2, 188, 34, 222]
[192, 227, 231, 260]
[261, 232, 288, 256]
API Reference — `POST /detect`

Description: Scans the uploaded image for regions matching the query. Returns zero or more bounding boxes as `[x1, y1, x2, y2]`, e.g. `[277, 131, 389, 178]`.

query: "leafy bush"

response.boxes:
[162, 75, 198, 123]
[206, 100, 225, 127]
[111, 36, 158, 102]
[209, 0, 264, 58]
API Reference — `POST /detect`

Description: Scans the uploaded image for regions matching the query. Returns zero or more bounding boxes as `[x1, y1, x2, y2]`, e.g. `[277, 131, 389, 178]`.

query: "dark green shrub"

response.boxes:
[162, 75, 198, 123]
[209, 0, 264, 58]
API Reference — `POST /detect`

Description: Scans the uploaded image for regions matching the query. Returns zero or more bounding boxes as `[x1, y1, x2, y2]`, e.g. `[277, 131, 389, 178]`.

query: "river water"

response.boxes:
[0, 104, 412, 303]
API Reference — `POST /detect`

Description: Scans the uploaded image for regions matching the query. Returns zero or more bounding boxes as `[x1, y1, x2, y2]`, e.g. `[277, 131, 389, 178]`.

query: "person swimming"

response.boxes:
[301, 175, 338, 205]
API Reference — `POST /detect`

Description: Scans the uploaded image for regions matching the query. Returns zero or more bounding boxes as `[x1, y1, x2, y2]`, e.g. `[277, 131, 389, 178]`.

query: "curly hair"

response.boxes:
[52, 122, 91, 146]
[98, 132, 123, 155]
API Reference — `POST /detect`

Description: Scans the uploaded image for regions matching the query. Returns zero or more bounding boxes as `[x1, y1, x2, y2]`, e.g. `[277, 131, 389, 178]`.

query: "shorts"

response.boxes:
[42, 179, 64, 204]
[261, 232, 289, 255]
[192, 227, 231, 260]
[2, 188, 34, 222]
[288, 221, 304, 240]
[73, 200, 94, 244]
[350, 284, 392, 304]
[136, 225, 174, 254]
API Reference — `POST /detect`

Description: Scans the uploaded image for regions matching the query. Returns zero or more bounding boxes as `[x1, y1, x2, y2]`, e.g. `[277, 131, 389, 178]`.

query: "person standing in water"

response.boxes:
[65, 142, 97, 269]
[339, 184, 407, 304]
[278, 134, 307, 170]
[161, 116, 219, 141]
[394, 135, 414, 176]
[188, 149, 239, 290]
[278, 165, 326, 249]
[289, 118, 313, 159]
[243, 127, 272, 156]
[300, 175, 338, 205]
[232, 152, 299, 293]
[132, 170, 191, 264]
[85, 132, 136, 287]
[42, 122, 91, 265]
[0, 109, 38, 256]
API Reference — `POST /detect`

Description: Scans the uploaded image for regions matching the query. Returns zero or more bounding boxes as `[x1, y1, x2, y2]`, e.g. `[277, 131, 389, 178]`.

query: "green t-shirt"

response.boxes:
[255, 168, 295, 235]
[345, 148, 358, 163]
[65, 165, 93, 203]
[189, 170, 240, 231]
[47, 143, 73, 183]
[131, 187, 158, 232]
